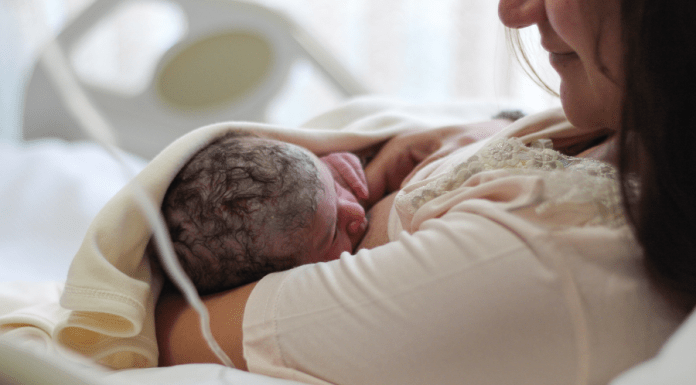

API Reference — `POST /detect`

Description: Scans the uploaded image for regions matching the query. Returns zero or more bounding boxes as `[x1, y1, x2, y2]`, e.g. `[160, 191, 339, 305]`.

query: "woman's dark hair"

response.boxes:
[619, 0, 696, 298]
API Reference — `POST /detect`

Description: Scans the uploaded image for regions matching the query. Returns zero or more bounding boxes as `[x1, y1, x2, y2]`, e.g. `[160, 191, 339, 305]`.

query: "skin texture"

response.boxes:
[356, 191, 398, 251]
[156, 281, 257, 369]
[304, 151, 369, 264]
[498, 0, 623, 132]
[320, 152, 369, 202]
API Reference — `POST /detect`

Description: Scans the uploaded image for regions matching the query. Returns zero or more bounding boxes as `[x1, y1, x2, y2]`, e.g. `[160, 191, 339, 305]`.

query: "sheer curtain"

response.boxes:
[3, 0, 561, 135]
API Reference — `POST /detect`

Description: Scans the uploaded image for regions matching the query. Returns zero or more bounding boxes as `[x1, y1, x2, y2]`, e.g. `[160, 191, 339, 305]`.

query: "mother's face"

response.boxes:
[498, 0, 623, 131]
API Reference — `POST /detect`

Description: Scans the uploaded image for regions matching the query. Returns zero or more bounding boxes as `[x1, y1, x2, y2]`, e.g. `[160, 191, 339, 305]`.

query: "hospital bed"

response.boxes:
[2, 0, 696, 384]
[20, 0, 368, 160]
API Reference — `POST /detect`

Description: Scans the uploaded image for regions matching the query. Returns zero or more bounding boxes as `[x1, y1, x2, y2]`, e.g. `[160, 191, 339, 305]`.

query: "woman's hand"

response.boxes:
[363, 120, 510, 207]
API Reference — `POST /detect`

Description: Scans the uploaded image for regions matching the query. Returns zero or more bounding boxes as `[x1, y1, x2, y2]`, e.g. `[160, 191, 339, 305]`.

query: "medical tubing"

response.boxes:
[39, 40, 235, 369]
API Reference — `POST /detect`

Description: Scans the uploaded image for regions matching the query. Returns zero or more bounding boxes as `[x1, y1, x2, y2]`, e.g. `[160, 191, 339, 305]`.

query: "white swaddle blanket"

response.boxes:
[0, 97, 506, 369]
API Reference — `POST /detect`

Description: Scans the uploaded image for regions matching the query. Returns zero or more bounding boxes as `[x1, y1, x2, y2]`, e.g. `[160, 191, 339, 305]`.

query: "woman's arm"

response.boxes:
[155, 191, 399, 368]
[155, 120, 511, 369]
[156, 281, 257, 370]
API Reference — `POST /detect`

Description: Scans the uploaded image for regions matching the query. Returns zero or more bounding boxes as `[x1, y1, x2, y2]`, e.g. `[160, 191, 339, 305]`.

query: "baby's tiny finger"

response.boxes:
[346, 153, 368, 189]
[342, 154, 369, 199]
[322, 153, 369, 200]
[336, 157, 369, 200]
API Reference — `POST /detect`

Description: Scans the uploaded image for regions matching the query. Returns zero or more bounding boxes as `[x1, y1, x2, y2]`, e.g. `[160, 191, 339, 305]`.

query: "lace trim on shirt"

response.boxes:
[395, 137, 625, 228]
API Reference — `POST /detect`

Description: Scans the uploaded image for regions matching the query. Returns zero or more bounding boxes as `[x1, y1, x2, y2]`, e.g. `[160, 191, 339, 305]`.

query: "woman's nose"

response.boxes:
[498, 0, 545, 29]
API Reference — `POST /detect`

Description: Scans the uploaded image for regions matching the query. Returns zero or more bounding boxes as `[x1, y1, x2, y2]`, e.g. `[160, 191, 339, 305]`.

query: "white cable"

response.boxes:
[39, 40, 235, 369]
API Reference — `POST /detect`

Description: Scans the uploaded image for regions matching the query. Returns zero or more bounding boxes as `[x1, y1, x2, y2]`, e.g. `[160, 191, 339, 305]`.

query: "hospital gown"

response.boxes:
[242, 110, 689, 385]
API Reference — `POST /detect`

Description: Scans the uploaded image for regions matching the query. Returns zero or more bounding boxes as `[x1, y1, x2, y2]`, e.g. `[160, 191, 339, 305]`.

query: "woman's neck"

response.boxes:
[576, 134, 620, 165]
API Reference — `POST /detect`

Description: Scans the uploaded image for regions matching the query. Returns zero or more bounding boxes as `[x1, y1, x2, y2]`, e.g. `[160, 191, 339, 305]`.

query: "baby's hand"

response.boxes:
[319, 153, 369, 202]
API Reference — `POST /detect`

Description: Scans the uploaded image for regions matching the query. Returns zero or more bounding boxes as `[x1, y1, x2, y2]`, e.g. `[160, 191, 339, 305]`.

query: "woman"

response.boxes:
[156, 0, 696, 383]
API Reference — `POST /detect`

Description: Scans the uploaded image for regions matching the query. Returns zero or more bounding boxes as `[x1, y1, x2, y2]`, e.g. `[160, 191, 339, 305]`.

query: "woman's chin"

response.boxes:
[561, 95, 621, 131]
[558, 76, 623, 131]
[559, 84, 599, 129]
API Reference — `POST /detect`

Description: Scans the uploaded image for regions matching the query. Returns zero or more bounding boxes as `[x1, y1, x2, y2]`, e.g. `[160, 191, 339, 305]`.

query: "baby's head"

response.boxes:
[161, 131, 366, 294]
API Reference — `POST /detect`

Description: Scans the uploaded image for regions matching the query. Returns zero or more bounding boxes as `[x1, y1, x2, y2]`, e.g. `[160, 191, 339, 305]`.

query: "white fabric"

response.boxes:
[0, 139, 146, 282]
[0, 97, 502, 370]
[0, 339, 307, 385]
[242, 110, 690, 384]
[610, 307, 696, 385]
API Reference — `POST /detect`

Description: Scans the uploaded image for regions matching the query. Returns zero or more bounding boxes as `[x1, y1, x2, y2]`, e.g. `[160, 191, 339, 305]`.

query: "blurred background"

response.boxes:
[0, 0, 562, 281]
[1, 0, 561, 143]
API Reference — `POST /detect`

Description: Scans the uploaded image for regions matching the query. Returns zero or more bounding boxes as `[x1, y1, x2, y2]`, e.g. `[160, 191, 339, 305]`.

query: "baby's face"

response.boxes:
[302, 151, 368, 264]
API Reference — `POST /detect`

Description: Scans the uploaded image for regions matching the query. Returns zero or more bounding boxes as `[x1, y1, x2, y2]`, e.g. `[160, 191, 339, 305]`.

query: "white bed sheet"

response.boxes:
[0, 340, 306, 385]
[0, 139, 146, 282]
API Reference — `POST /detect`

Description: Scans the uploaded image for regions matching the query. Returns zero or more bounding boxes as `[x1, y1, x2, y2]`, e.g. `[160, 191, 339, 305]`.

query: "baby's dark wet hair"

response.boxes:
[160, 131, 323, 294]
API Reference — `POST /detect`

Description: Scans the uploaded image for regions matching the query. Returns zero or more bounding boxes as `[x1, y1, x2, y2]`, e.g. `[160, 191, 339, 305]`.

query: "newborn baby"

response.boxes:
[160, 131, 369, 295]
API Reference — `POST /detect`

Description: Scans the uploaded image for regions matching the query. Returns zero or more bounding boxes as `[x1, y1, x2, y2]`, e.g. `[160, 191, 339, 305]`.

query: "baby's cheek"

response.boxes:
[337, 235, 354, 257]
[323, 245, 348, 263]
